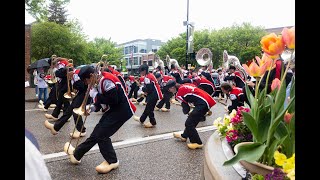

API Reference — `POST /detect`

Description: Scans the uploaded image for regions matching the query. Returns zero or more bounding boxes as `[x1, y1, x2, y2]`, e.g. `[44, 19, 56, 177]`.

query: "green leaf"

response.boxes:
[256, 109, 271, 142]
[273, 78, 287, 117]
[266, 136, 287, 165]
[242, 112, 258, 141]
[245, 84, 256, 110]
[290, 77, 295, 99]
[274, 122, 289, 140]
[223, 142, 267, 166]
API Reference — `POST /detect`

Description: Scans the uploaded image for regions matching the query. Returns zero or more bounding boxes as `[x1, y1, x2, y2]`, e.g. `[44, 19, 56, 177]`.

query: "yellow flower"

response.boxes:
[229, 109, 237, 118]
[283, 153, 295, 173]
[274, 150, 287, 166]
[286, 168, 295, 180]
[227, 123, 233, 131]
[223, 115, 230, 125]
[213, 118, 221, 127]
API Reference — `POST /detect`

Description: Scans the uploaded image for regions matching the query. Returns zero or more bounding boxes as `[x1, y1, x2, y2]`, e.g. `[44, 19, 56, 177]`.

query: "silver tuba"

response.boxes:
[196, 48, 213, 71]
[222, 50, 248, 81]
[166, 55, 180, 70]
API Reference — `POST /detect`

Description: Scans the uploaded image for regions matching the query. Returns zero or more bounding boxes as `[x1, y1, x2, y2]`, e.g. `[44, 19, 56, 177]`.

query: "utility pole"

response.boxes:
[185, 0, 189, 69]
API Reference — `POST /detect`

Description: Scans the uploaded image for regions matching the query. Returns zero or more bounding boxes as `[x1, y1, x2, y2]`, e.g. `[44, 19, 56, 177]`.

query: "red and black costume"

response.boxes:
[175, 84, 216, 145]
[50, 59, 70, 118]
[227, 87, 245, 113]
[127, 75, 139, 99]
[192, 76, 216, 96]
[139, 72, 163, 125]
[73, 67, 136, 165]
[224, 71, 246, 88]
[156, 75, 175, 110]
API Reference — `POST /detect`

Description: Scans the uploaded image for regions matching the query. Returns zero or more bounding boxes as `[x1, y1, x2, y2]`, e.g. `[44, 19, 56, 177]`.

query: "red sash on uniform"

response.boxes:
[145, 73, 163, 100]
[176, 84, 216, 109]
[230, 87, 243, 100]
[101, 72, 136, 113]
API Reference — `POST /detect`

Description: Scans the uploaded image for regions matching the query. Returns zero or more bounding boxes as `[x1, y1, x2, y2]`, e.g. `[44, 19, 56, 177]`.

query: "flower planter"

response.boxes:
[233, 142, 274, 176]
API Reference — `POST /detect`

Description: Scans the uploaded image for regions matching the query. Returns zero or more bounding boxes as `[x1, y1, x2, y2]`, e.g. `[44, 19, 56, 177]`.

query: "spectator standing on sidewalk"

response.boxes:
[33, 69, 38, 97]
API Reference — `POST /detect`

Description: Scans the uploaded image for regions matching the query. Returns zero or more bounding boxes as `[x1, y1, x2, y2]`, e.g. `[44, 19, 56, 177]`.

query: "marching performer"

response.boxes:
[127, 75, 139, 101]
[192, 74, 216, 97]
[44, 58, 70, 120]
[44, 67, 87, 138]
[64, 65, 136, 174]
[170, 82, 216, 149]
[224, 65, 246, 88]
[133, 64, 163, 128]
[170, 64, 183, 84]
[220, 82, 245, 113]
[155, 73, 175, 112]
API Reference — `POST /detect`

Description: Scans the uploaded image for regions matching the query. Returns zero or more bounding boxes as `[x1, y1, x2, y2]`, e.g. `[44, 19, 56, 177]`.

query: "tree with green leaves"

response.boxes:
[48, 0, 70, 25]
[25, 0, 49, 21]
[157, 23, 267, 69]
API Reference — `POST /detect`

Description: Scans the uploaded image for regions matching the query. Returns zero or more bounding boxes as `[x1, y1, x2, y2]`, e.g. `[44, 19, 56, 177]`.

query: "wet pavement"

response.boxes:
[25, 95, 230, 180]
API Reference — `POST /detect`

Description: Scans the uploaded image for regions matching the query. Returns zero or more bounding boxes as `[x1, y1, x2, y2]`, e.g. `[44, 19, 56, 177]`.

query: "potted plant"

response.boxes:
[222, 27, 295, 180]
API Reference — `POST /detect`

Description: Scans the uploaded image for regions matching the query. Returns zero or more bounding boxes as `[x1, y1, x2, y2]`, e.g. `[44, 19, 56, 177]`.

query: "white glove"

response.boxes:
[89, 87, 98, 99]
[86, 104, 96, 113]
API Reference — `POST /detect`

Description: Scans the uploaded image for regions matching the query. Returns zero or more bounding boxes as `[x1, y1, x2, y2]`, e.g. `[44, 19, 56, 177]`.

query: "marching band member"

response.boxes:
[128, 75, 139, 102]
[133, 64, 163, 128]
[192, 74, 216, 97]
[44, 58, 70, 120]
[224, 65, 246, 88]
[107, 65, 127, 93]
[155, 73, 175, 112]
[44, 67, 87, 138]
[136, 75, 146, 104]
[170, 64, 183, 84]
[220, 82, 245, 113]
[64, 65, 136, 174]
[169, 82, 216, 149]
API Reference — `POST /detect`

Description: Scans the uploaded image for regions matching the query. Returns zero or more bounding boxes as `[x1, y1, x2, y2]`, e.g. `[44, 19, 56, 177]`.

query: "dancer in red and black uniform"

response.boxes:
[192, 75, 216, 97]
[220, 82, 245, 113]
[169, 82, 216, 149]
[44, 67, 87, 138]
[65, 65, 136, 174]
[224, 65, 246, 88]
[155, 73, 175, 112]
[44, 58, 70, 120]
[133, 64, 163, 128]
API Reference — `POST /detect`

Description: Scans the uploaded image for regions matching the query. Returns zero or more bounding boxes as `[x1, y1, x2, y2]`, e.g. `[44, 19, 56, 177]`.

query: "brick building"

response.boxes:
[25, 24, 31, 82]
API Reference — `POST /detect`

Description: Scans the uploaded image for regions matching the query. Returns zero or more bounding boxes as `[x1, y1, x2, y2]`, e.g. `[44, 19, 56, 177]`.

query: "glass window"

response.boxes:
[125, 47, 129, 54]
[148, 60, 153, 66]
[134, 57, 138, 65]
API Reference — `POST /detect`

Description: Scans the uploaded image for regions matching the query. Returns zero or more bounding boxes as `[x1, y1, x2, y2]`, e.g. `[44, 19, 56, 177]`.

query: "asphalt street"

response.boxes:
[25, 99, 229, 180]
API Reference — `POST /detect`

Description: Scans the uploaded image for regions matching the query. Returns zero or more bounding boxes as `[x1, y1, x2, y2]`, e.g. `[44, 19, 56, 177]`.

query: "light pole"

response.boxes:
[131, 45, 134, 75]
[185, 0, 189, 69]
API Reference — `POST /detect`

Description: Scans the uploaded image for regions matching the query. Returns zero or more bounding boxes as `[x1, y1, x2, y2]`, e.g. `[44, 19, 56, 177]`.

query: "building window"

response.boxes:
[125, 47, 129, 54]
[152, 49, 158, 53]
[125, 58, 129, 66]
[134, 57, 139, 65]
[140, 49, 147, 53]
[148, 60, 153, 66]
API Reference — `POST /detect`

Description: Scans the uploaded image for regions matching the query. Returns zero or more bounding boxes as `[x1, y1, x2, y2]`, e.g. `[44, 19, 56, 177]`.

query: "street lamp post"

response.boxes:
[185, 0, 189, 69]
[131, 45, 134, 75]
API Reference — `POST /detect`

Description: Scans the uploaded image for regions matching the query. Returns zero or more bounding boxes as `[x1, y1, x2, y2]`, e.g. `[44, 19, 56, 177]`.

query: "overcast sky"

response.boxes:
[25, 0, 295, 44]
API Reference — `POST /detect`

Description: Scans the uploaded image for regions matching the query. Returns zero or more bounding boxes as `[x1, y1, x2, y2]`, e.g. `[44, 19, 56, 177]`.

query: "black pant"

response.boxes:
[128, 83, 139, 99]
[53, 92, 86, 133]
[44, 85, 57, 109]
[156, 90, 172, 109]
[139, 97, 158, 125]
[181, 105, 208, 144]
[51, 89, 70, 118]
[73, 114, 128, 164]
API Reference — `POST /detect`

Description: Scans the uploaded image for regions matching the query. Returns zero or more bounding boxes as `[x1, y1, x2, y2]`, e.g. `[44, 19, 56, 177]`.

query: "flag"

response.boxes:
[130, 50, 133, 62]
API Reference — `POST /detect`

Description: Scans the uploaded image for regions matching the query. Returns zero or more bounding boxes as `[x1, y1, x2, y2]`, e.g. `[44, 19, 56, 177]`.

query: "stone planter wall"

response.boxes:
[202, 131, 244, 180]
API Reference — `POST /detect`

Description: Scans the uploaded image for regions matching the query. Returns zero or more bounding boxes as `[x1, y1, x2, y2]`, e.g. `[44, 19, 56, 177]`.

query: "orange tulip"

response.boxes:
[284, 111, 294, 124]
[261, 33, 285, 59]
[281, 27, 295, 49]
[271, 78, 281, 91]
[243, 60, 267, 77]
[256, 53, 275, 71]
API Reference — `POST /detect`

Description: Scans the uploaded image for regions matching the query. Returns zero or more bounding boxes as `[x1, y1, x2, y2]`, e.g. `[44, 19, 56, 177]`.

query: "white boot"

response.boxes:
[96, 161, 119, 174]
[44, 114, 58, 121]
[64, 142, 75, 155]
[69, 130, 86, 139]
[69, 154, 81, 165]
[44, 120, 58, 135]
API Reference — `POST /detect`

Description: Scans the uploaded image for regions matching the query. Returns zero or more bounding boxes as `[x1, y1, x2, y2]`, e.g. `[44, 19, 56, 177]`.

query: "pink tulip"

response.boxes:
[243, 60, 266, 78]
[271, 78, 281, 91]
[281, 27, 295, 49]
[261, 33, 285, 59]
[284, 111, 293, 124]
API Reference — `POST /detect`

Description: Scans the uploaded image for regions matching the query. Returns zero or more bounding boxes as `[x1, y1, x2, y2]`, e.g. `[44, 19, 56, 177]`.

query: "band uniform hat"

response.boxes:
[155, 73, 161, 79]
[166, 80, 176, 88]
[139, 64, 149, 73]
[181, 78, 192, 84]
[78, 65, 94, 80]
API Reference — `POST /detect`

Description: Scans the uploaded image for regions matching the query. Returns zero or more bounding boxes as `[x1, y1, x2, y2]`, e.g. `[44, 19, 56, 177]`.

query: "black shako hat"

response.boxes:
[166, 80, 176, 88]
[78, 65, 94, 80]
[139, 64, 149, 73]
[181, 78, 192, 84]
[155, 73, 161, 78]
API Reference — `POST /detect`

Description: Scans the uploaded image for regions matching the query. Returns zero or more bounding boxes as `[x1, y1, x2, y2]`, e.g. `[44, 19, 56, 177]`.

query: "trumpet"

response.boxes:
[47, 57, 58, 84]
[64, 59, 76, 99]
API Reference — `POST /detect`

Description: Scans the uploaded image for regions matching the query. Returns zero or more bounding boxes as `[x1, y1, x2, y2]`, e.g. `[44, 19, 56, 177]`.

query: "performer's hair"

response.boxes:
[220, 82, 232, 91]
